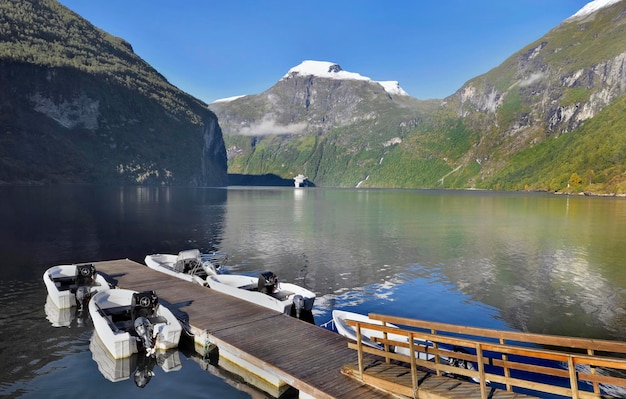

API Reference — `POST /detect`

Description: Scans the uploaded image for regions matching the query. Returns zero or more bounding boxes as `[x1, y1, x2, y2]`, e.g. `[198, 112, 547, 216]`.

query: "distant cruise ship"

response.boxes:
[293, 174, 308, 187]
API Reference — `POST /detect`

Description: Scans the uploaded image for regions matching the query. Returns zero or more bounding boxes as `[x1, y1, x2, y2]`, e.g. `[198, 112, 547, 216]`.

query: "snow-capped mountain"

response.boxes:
[209, 60, 422, 138]
[568, 0, 623, 19]
[282, 60, 409, 96]
[212, 60, 409, 103]
[211, 0, 626, 193]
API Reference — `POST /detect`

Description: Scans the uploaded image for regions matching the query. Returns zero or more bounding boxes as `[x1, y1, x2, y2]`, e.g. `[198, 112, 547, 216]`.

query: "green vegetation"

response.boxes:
[561, 87, 591, 107]
[0, 0, 226, 185]
[485, 94, 626, 193]
[0, 0, 205, 122]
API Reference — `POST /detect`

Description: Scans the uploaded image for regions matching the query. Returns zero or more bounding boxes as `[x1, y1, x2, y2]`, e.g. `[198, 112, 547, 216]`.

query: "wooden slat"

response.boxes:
[93, 259, 392, 399]
[369, 313, 626, 354]
[97, 259, 626, 399]
[344, 313, 626, 398]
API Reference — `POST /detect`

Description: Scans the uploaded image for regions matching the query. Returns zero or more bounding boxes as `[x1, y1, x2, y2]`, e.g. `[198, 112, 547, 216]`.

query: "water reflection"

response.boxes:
[1, 186, 626, 398]
[218, 189, 626, 341]
[89, 332, 181, 386]
[44, 296, 90, 328]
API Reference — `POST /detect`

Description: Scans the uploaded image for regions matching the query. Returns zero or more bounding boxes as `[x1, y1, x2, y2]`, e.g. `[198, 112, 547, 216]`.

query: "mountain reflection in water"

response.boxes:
[1, 186, 625, 399]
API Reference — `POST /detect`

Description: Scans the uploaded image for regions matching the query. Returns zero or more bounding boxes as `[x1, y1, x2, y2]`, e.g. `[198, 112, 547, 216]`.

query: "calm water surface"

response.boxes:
[1, 186, 625, 398]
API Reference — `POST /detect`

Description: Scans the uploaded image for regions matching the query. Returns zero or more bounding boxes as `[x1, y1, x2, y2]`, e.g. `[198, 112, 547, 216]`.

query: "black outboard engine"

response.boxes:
[75, 264, 96, 285]
[132, 291, 158, 355]
[258, 271, 278, 295]
[75, 285, 91, 312]
[74, 264, 96, 310]
[134, 316, 156, 356]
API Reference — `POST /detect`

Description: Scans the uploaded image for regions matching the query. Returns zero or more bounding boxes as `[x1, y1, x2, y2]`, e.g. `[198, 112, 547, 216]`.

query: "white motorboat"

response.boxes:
[144, 249, 228, 285]
[204, 270, 316, 317]
[43, 263, 111, 310]
[145, 249, 316, 318]
[90, 331, 181, 386]
[89, 289, 182, 360]
[332, 310, 431, 356]
[332, 310, 482, 383]
[145, 249, 209, 285]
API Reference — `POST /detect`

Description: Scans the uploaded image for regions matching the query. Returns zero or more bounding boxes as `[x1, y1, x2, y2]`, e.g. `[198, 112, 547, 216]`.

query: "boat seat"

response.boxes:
[239, 283, 259, 291]
[272, 290, 295, 301]
[174, 258, 201, 273]
[101, 305, 132, 317]
[52, 276, 75, 291]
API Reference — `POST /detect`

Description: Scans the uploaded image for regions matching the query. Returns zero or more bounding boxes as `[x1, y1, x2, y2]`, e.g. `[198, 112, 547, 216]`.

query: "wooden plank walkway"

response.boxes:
[91, 259, 544, 399]
[342, 361, 534, 399]
[92, 259, 395, 399]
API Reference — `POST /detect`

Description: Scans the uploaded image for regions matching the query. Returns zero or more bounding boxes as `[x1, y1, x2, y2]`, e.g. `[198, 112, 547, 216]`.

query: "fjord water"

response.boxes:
[1, 186, 625, 398]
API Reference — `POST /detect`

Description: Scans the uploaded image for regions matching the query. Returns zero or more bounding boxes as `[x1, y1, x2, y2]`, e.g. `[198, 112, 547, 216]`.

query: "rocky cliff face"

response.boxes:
[446, 1, 626, 184]
[209, 61, 438, 186]
[0, 0, 227, 186]
[210, 61, 420, 138]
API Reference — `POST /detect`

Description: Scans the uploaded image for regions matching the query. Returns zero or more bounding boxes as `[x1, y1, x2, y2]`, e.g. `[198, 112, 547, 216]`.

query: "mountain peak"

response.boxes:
[283, 60, 370, 81]
[282, 60, 409, 96]
[568, 0, 623, 20]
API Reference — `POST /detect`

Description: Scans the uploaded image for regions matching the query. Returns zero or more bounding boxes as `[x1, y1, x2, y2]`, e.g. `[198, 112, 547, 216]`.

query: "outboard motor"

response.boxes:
[74, 264, 96, 310]
[292, 294, 305, 319]
[75, 264, 96, 286]
[258, 271, 278, 295]
[75, 285, 92, 312]
[131, 291, 159, 355]
[134, 316, 156, 356]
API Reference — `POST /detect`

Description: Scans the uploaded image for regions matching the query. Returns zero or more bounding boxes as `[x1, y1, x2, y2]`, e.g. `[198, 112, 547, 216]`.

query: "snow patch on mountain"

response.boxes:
[283, 60, 409, 96]
[378, 81, 408, 96]
[568, 0, 622, 20]
[211, 94, 247, 103]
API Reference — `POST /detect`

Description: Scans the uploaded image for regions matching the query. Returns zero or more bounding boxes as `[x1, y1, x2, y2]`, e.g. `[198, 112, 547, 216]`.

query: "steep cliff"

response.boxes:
[0, 0, 227, 185]
[445, 0, 626, 192]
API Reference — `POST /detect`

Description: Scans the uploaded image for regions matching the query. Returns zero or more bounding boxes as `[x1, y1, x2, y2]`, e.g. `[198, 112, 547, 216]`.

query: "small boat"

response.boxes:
[332, 310, 482, 383]
[43, 263, 111, 310]
[332, 310, 431, 356]
[145, 249, 316, 318]
[89, 289, 182, 359]
[144, 249, 228, 285]
[204, 269, 316, 317]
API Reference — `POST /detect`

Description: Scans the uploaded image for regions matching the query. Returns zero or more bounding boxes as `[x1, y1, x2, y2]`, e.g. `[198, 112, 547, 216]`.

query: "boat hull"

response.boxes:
[205, 274, 316, 314]
[144, 254, 205, 285]
[146, 251, 316, 316]
[89, 289, 182, 359]
[43, 264, 110, 309]
[332, 310, 436, 361]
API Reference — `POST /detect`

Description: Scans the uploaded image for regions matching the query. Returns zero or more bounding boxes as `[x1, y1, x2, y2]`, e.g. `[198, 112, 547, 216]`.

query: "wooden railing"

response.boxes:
[346, 313, 626, 399]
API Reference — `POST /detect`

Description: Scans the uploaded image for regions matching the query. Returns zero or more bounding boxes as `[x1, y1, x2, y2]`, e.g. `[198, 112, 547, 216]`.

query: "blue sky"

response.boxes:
[58, 0, 592, 103]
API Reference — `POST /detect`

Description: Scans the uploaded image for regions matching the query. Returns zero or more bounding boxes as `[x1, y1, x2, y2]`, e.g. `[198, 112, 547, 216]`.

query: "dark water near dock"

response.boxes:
[1, 186, 625, 398]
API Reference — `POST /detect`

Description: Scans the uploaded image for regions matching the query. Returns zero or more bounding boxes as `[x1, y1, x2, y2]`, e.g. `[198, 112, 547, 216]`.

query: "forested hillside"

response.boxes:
[0, 0, 227, 185]
[212, 2, 626, 194]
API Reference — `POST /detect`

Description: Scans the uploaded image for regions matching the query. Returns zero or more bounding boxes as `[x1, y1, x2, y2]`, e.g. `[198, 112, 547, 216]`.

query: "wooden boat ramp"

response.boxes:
[92, 259, 626, 399]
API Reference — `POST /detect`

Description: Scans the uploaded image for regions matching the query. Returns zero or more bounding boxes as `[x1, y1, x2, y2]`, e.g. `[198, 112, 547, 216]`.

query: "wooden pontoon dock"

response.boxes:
[92, 259, 626, 399]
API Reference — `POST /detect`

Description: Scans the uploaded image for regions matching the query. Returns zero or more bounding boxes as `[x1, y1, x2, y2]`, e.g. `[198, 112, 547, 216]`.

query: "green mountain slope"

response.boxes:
[0, 0, 227, 185]
[445, 1, 626, 193]
[212, 2, 626, 194]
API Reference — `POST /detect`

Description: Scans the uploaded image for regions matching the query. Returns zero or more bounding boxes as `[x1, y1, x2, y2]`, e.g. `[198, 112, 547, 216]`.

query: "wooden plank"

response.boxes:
[93, 259, 394, 399]
[369, 313, 626, 354]
[341, 361, 541, 399]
